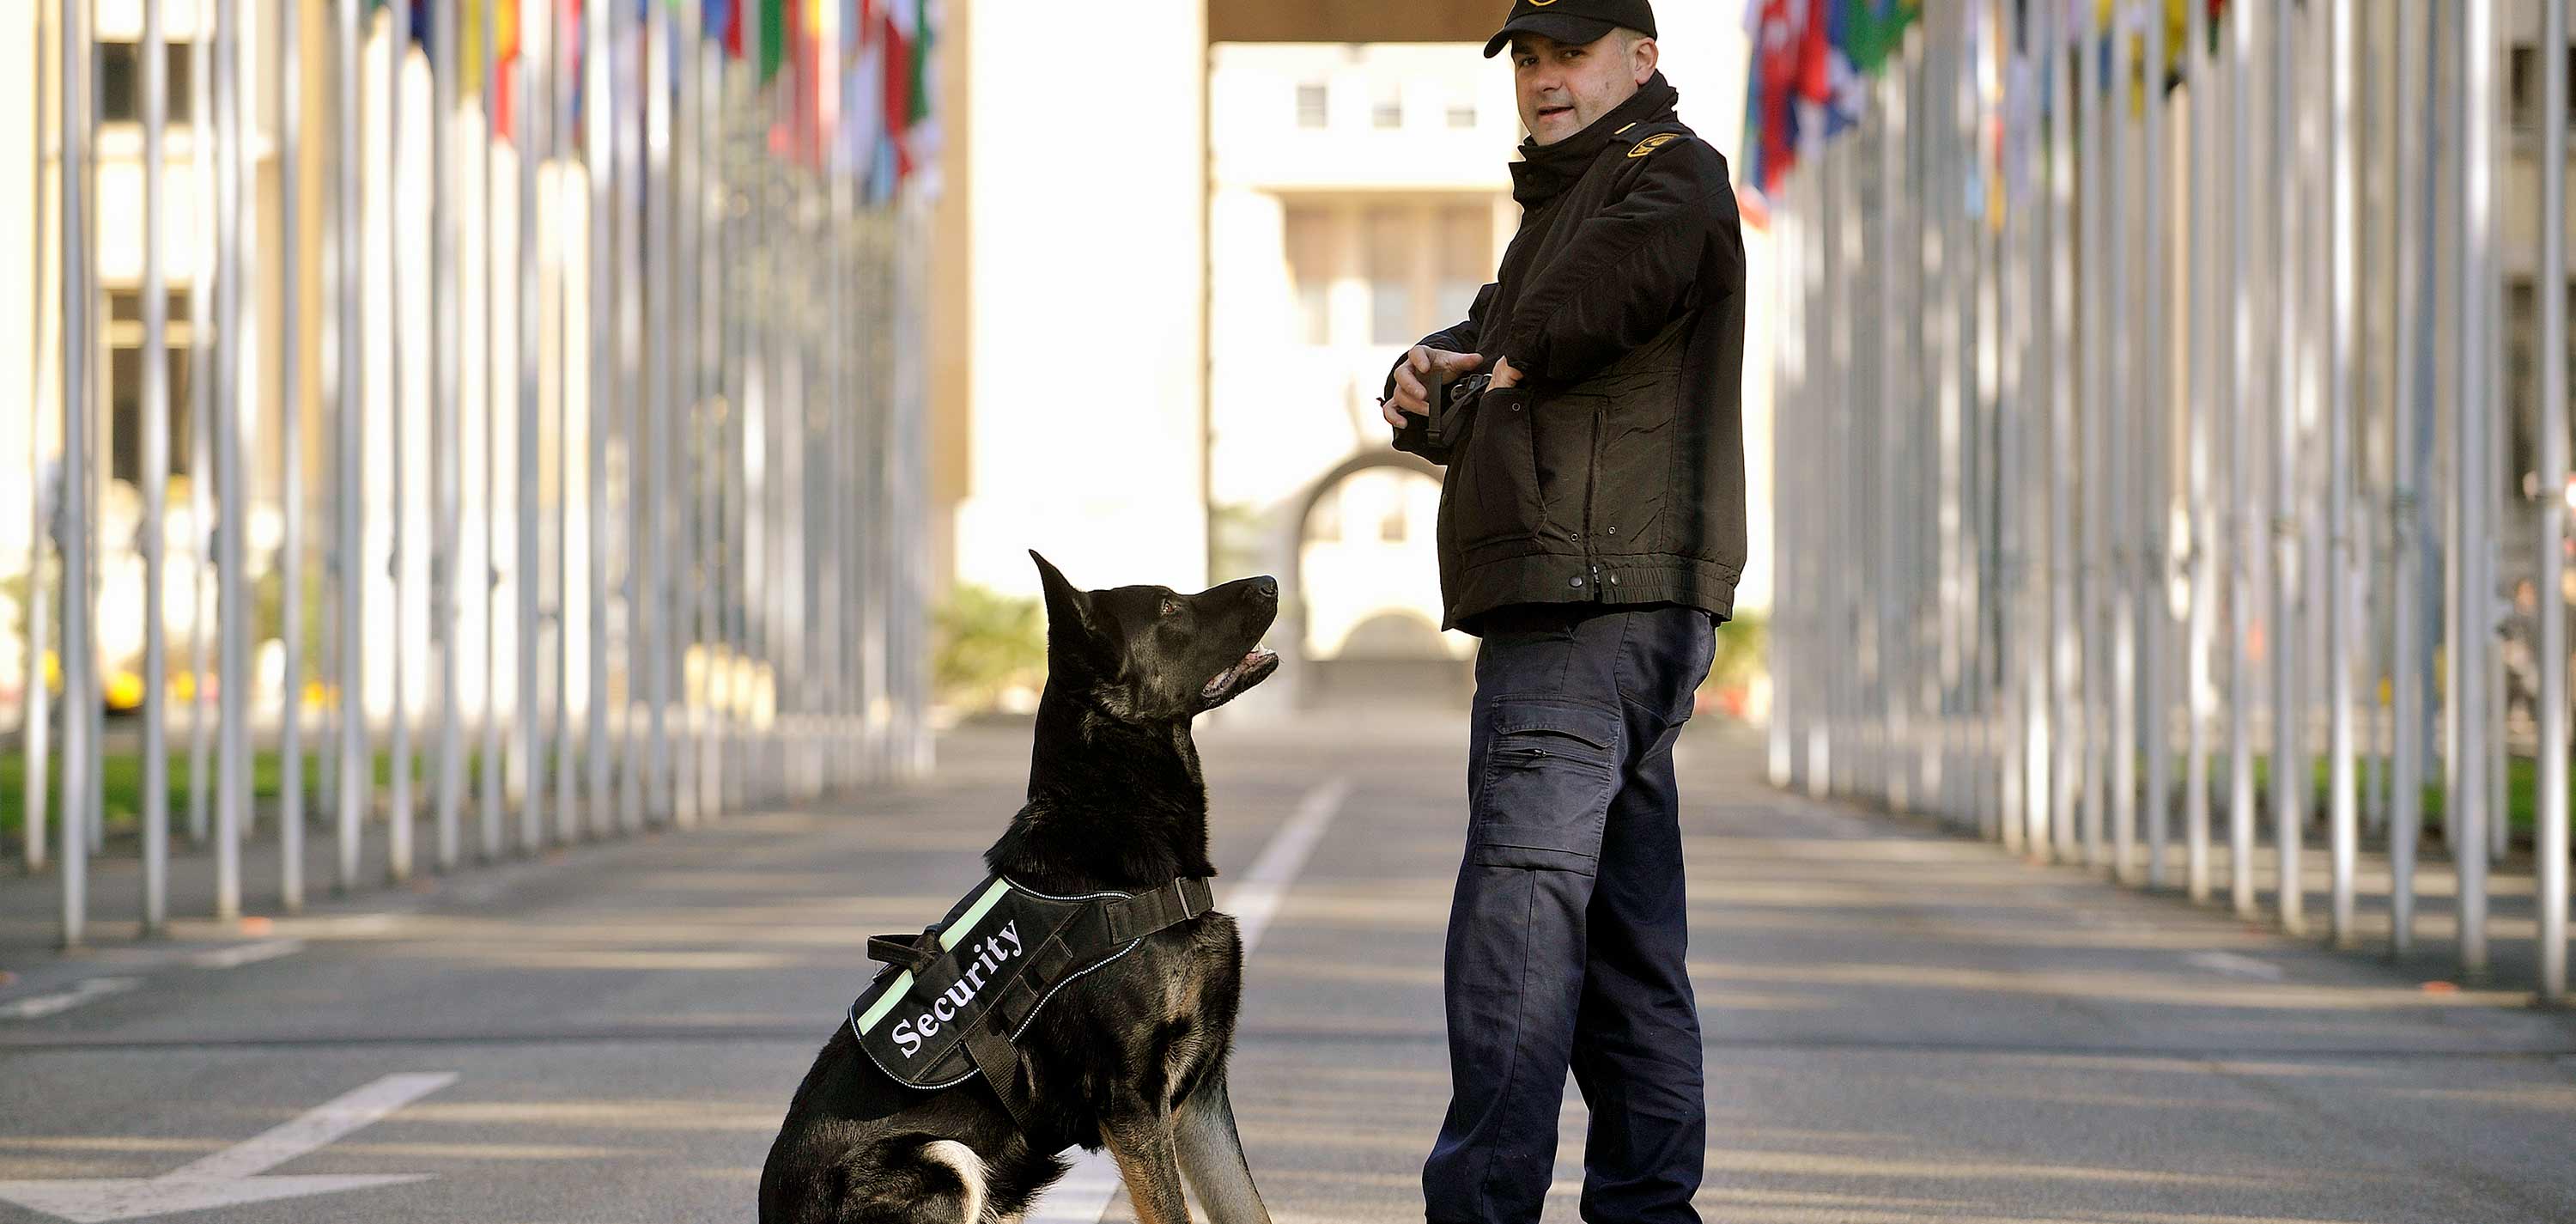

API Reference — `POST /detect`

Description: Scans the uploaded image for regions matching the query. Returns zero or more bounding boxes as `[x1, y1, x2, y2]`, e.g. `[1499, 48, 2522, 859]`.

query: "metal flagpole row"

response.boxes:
[1763, 0, 2571, 1000]
[21, 0, 939, 950]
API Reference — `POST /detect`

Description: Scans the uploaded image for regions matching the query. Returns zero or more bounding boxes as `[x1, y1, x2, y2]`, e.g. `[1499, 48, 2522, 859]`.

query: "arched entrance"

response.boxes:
[1279, 449, 1473, 710]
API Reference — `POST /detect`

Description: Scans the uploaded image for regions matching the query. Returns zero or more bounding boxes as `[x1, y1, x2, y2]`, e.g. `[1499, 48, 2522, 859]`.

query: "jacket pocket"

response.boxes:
[1470, 699, 1620, 874]
[1453, 387, 1545, 549]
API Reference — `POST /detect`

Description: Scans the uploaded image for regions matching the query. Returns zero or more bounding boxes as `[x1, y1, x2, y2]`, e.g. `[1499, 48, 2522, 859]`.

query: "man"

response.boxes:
[1377, 1, 1746, 1220]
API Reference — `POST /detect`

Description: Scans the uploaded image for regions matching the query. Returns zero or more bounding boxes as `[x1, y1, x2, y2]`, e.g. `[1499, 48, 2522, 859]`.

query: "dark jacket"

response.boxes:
[1387, 74, 1747, 633]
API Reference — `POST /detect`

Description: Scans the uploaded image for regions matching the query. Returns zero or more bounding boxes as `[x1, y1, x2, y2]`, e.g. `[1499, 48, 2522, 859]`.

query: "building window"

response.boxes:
[2510, 46, 2576, 133]
[1447, 100, 1477, 129]
[2506, 277, 2576, 496]
[1297, 82, 1329, 129]
[1372, 88, 1403, 130]
[1366, 209, 1416, 346]
[1284, 205, 1334, 346]
[106, 289, 195, 488]
[1436, 205, 1493, 326]
[98, 41, 196, 125]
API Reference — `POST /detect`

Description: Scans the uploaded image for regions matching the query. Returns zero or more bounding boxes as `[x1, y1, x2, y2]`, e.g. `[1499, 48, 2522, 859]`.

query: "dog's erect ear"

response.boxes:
[1030, 551, 1099, 641]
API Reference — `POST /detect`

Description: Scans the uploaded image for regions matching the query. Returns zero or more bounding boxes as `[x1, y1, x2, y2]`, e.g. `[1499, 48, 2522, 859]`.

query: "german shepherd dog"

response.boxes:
[759, 552, 1282, 1224]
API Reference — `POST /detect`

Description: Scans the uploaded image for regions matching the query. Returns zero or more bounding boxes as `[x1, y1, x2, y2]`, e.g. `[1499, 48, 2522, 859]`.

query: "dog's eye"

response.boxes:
[1160, 597, 1182, 618]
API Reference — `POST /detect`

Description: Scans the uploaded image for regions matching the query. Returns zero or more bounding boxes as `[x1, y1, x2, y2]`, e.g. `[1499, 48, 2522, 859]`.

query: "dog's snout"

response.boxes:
[1252, 576, 1278, 602]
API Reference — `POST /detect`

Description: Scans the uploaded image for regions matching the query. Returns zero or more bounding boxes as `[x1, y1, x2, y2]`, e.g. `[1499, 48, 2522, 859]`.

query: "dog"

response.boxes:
[759, 551, 1282, 1224]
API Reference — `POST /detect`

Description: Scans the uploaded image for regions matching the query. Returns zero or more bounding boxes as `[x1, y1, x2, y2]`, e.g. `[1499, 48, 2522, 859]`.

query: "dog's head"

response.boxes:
[1030, 551, 1280, 722]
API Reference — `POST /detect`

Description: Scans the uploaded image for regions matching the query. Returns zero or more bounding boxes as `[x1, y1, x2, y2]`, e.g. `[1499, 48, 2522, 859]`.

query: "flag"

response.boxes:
[844, 0, 889, 197]
[720, 0, 745, 57]
[1741, 0, 1810, 198]
[559, 0, 583, 133]
[761, 0, 787, 82]
[797, 0, 835, 169]
[491, 0, 524, 140]
[1839, 0, 1918, 76]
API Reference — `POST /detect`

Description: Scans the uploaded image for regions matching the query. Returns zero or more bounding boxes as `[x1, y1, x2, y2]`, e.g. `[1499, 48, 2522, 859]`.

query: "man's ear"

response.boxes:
[1631, 36, 1657, 84]
[1030, 551, 1098, 641]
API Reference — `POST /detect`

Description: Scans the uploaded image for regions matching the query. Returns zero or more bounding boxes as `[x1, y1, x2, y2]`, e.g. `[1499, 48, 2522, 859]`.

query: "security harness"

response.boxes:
[848, 873, 1215, 1125]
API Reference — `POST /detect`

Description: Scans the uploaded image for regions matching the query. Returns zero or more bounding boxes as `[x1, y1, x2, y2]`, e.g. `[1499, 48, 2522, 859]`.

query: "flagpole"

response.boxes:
[212, 0, 252, 918]
[697, 5, 724, 819]
[617, 0, 645, 835]
[674, 0, 703, 828]
[186, 0, 216, 859]
[336, 0, 368, 894]
[2537, 0, 2572, 1004]
[2101, 0, 2135, 881]
[2453, 0, 2494, 979]
[2327, 0, 2364, 951]
[434, 0, 465, 875]
[478, 0, 505, 862]
[56, 0, 94, 945]
[387, 0, 419, 886]
[2044, 0, 2075, 865]
[550, 0, 577, 843]
[139, 0, 172, 933]
[2222, 0, 2257, 921]
[2140, 0, 2172, 892]
[279, 0, 311, 911]
[517, 0, 548, 852]
[586, 0, 614, 840]
[2389, 0, 2438, 959]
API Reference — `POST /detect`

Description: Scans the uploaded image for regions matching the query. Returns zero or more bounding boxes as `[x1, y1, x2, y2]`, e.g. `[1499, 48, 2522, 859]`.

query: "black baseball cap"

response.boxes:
[1483, 0, 1658, 58]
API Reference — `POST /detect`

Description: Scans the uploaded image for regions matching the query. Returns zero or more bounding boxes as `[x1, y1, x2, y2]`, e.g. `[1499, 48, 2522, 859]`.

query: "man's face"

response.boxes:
[1510, 31, 1653, 146]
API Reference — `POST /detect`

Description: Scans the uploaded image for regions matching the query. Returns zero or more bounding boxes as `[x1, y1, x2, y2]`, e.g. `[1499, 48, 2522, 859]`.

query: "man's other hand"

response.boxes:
[1490, 356, 1524, 389]
[1383, 347, 1488, 428]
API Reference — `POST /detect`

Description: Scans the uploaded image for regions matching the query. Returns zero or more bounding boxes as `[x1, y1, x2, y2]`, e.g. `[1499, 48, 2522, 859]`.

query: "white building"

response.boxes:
[945, 0, 1771, 715]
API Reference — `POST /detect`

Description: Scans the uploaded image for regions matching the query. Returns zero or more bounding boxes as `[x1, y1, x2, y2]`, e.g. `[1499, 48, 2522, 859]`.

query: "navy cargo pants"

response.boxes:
[1423, 601, 1716, 1224]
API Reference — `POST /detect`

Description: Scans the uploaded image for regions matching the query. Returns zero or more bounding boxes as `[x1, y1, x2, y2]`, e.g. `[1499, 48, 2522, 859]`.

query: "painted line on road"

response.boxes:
[0, 1072, 458, 1221]
[0, 977, 140, 1020]
[190, 940, 308, 970]
[2184, 951, 2286, 982]
[1030, 777, 1352, 1224]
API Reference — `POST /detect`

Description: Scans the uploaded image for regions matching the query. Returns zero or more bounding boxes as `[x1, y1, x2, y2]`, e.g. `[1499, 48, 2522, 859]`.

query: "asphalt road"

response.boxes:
[3, 715, 2575, 1223]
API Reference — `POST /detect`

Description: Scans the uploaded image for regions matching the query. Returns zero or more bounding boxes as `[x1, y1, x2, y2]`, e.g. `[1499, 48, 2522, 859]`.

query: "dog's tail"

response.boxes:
[916, 1140, 992, 1224]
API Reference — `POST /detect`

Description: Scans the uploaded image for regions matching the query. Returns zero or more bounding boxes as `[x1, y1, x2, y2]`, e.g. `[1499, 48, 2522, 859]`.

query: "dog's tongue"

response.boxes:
[1202, 648, 1275, 699]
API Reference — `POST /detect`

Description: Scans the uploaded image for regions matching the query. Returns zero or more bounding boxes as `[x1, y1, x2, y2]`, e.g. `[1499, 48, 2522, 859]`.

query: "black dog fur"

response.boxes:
[758, 551, 1282, 1224]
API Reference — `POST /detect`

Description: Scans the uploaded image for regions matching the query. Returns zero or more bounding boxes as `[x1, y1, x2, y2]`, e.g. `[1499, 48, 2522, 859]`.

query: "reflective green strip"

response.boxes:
[854, 971, 913, 1034]
[940, 879, 1013, 950]
[856, 880, 1010, 1035]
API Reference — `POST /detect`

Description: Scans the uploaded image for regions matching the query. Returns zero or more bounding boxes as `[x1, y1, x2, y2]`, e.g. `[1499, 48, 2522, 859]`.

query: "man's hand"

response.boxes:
[1490, 356, 1524, 389]
[1382, 347, 1487, 429]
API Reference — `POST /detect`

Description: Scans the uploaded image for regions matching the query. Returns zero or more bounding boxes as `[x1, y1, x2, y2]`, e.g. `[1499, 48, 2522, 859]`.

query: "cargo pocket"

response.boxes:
[1470, 700, 1620, 875]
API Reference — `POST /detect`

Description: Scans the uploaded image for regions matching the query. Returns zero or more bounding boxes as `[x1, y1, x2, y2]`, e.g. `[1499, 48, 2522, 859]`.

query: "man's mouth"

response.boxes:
[1536, 104, 1574, 123]
[1202, 647, 1279, 700]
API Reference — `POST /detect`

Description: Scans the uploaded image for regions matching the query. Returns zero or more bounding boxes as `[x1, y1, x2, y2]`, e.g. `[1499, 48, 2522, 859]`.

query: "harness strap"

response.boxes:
[1101, 876, 1215, 945]
[962, 1020, 1036, 1125]
[866, 929, 943, 975]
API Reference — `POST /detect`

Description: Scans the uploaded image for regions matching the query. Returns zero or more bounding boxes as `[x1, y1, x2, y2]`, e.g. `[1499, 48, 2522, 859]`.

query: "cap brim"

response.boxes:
[1483, 14, 1619, 58]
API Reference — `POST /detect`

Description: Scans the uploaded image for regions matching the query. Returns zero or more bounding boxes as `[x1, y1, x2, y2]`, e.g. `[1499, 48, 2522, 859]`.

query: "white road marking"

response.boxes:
[0, 1072, 458, 1222]
[2184, 951, 2286, 981]
[1029, 778, 1352, 1224]
[0, 978, 140, 1020]
[188, 939, 307, 970]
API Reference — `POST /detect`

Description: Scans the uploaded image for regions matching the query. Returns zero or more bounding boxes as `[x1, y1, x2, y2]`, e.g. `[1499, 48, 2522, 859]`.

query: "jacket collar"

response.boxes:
[1509, 73, 1682, 208]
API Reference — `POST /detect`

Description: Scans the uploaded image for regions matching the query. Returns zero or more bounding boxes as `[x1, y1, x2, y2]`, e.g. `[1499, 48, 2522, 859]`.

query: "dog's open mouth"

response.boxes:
[1202, 647, 1279, 701]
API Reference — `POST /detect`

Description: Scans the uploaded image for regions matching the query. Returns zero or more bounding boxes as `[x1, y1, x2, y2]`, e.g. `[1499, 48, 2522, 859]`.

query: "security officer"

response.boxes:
[1378, 0, 1746, 1219]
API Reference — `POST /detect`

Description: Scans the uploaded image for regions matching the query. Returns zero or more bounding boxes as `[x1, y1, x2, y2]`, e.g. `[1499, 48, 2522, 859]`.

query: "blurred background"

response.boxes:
[0, 0, 1777, 939]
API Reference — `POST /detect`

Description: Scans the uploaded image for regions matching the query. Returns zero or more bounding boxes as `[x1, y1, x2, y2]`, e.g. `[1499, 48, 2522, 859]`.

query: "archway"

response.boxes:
[1276, 449, 1473, 711]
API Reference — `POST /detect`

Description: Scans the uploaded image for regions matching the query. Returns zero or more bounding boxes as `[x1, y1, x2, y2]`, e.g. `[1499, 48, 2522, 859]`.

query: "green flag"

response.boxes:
[761, 0, 787, 82]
